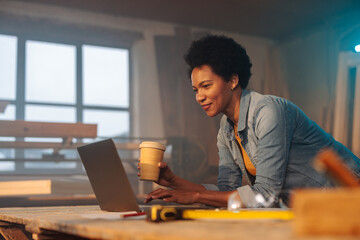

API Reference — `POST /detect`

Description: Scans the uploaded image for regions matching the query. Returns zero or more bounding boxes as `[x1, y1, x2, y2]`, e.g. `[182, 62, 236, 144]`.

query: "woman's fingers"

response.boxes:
[144, 189, 171, 203]
[145, 189, 170, 200]
[158, 162, 168, 168]
[146, 188, 166, 198]
[150, 190, 172, 200]
[144, 189, 197, 205]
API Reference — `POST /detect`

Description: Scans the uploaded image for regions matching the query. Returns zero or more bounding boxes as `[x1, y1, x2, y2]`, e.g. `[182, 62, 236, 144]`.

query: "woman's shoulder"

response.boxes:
[249, 90, 286, 104]
[247, 91, 297, 123]
[248, 90, 294, 111]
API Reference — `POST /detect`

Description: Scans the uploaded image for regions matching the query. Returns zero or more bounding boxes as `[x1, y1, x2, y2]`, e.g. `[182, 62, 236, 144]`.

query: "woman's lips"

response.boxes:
[201, 103, 211, 111]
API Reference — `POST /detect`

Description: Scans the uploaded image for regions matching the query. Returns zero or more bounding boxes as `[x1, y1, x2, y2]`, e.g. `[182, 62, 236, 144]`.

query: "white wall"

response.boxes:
[278, 28, 339, 131]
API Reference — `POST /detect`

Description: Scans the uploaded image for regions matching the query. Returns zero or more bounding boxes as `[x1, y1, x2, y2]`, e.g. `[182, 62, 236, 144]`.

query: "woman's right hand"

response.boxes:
[138, 160, 177, 188]
[156, 162, 177, 188]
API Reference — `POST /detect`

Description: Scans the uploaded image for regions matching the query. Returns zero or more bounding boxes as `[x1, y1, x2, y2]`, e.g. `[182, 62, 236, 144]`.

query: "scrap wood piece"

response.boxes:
[0, 180, 51, 196]
[292, 188, 360, 236]
[313, 148, 360, 187]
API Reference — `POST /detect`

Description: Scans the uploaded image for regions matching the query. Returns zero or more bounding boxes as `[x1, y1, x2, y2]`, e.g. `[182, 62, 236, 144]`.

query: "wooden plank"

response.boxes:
[0, 180, 51, 196]
[0, 141, 140, 150]
[292, 188, 360, 236]
[33, 229, 87, 240]
[0, 196, 97, 208]
[0, 120, 97, 138]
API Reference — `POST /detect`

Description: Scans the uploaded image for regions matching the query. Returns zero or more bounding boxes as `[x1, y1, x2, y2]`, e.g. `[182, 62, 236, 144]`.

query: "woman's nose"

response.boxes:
[196, 91, 206, 103]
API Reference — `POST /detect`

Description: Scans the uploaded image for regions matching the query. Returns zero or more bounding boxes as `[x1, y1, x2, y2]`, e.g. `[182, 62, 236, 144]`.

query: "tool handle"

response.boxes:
[314, 149, 360, 187]
[148, 205, 183, 222]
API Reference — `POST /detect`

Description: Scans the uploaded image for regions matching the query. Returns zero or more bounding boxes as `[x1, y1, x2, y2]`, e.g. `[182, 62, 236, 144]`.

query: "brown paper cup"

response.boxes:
[139, 142, 166, 181]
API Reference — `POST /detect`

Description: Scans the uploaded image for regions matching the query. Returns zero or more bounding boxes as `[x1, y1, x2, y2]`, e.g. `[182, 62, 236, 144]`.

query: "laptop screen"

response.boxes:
[77, 139, 140, 212]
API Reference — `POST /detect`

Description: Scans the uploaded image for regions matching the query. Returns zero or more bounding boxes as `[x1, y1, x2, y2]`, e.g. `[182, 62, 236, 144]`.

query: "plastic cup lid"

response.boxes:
[139, 141, 166, 151]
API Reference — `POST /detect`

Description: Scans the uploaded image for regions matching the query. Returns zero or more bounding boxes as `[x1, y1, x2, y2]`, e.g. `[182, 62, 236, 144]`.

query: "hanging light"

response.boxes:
[355, 44, 360, 53]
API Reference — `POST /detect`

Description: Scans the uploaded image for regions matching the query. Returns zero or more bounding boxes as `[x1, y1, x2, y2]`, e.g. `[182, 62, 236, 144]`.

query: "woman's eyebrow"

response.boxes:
[192, 80, 213, 89]
[199, 80, 213, 86]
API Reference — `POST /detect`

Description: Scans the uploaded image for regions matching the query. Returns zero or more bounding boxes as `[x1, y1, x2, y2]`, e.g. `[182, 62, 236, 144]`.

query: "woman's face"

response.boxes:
[191, 65, 235, 117]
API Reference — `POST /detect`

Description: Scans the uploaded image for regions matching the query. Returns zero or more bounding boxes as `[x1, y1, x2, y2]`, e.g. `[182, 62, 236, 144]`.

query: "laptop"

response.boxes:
[77, 139, 141, 212]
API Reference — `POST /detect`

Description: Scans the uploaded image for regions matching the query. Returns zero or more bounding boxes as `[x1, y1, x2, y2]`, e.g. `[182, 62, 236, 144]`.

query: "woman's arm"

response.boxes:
[143, 162, 236, 207]
[142, 117, 243, 207]
[145, 188, 238, 208]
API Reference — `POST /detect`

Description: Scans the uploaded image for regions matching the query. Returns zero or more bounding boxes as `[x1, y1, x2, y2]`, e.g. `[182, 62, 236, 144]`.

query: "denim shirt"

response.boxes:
[203, 89, 360, 207]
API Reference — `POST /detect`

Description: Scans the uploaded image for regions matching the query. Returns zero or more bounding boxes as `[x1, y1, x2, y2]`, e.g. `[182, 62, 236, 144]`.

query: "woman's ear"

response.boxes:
[230, 74, 239, 90]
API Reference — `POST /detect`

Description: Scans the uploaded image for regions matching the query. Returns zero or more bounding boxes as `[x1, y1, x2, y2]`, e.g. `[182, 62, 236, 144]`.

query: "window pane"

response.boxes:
[25, 41, 76, 104]
[83, 45, 129, 107]
[83, 109, 129, 137]
[0, 34, 17, 100]
[25, 104, 76, 123]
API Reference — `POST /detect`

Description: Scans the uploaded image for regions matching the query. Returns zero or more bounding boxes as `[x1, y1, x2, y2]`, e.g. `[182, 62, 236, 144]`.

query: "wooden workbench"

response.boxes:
[0, 205, 357, 240]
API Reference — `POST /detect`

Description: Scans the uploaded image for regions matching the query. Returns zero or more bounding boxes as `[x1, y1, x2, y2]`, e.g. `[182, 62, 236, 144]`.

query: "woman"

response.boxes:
[143, 35, 360, 208]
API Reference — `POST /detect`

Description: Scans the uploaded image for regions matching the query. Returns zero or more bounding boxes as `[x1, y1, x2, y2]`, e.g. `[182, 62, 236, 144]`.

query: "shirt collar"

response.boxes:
[237, 89, 250, 132]
[224, 89, 250, 139]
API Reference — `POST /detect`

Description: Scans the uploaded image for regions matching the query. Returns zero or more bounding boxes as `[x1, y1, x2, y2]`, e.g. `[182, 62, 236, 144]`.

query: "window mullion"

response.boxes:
[15, 37, 25, 120]
[14, 36, 26, 167]
[76, 44, 83, 123]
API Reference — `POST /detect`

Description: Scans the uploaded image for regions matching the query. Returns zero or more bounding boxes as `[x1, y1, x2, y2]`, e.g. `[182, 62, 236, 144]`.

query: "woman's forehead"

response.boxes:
[191, 66, 224, 87]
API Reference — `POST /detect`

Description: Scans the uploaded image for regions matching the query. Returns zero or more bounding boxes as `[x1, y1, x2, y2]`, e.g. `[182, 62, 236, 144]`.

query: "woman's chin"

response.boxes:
[205, 111, 218, 117]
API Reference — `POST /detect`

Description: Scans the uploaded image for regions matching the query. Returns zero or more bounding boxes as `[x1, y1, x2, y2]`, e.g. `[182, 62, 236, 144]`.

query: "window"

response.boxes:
[82, 45, 130, 138]
[0, 33, 131, 173]
[333, 52, 360, 157]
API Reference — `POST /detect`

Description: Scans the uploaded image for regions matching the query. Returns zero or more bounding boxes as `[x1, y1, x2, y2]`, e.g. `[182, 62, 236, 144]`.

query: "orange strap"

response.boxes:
[234, 125, 256, 176]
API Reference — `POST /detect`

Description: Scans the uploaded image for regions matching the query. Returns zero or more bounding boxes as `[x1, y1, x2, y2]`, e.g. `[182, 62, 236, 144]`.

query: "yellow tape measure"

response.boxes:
[148, 205, 294, 222]
[182, 209, 294, 220]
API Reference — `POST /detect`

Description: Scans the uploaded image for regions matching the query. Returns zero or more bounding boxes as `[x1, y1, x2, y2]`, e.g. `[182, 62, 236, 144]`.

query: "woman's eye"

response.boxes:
[204, 84, 211, 88]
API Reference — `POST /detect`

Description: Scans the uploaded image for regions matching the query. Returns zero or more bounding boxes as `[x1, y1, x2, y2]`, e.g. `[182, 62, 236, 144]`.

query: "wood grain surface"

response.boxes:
[0, 205, 358, 240]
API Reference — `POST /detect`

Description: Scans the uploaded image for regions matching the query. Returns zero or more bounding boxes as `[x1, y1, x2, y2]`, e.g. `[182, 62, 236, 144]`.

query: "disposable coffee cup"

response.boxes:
[139, 141, 166, 181]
